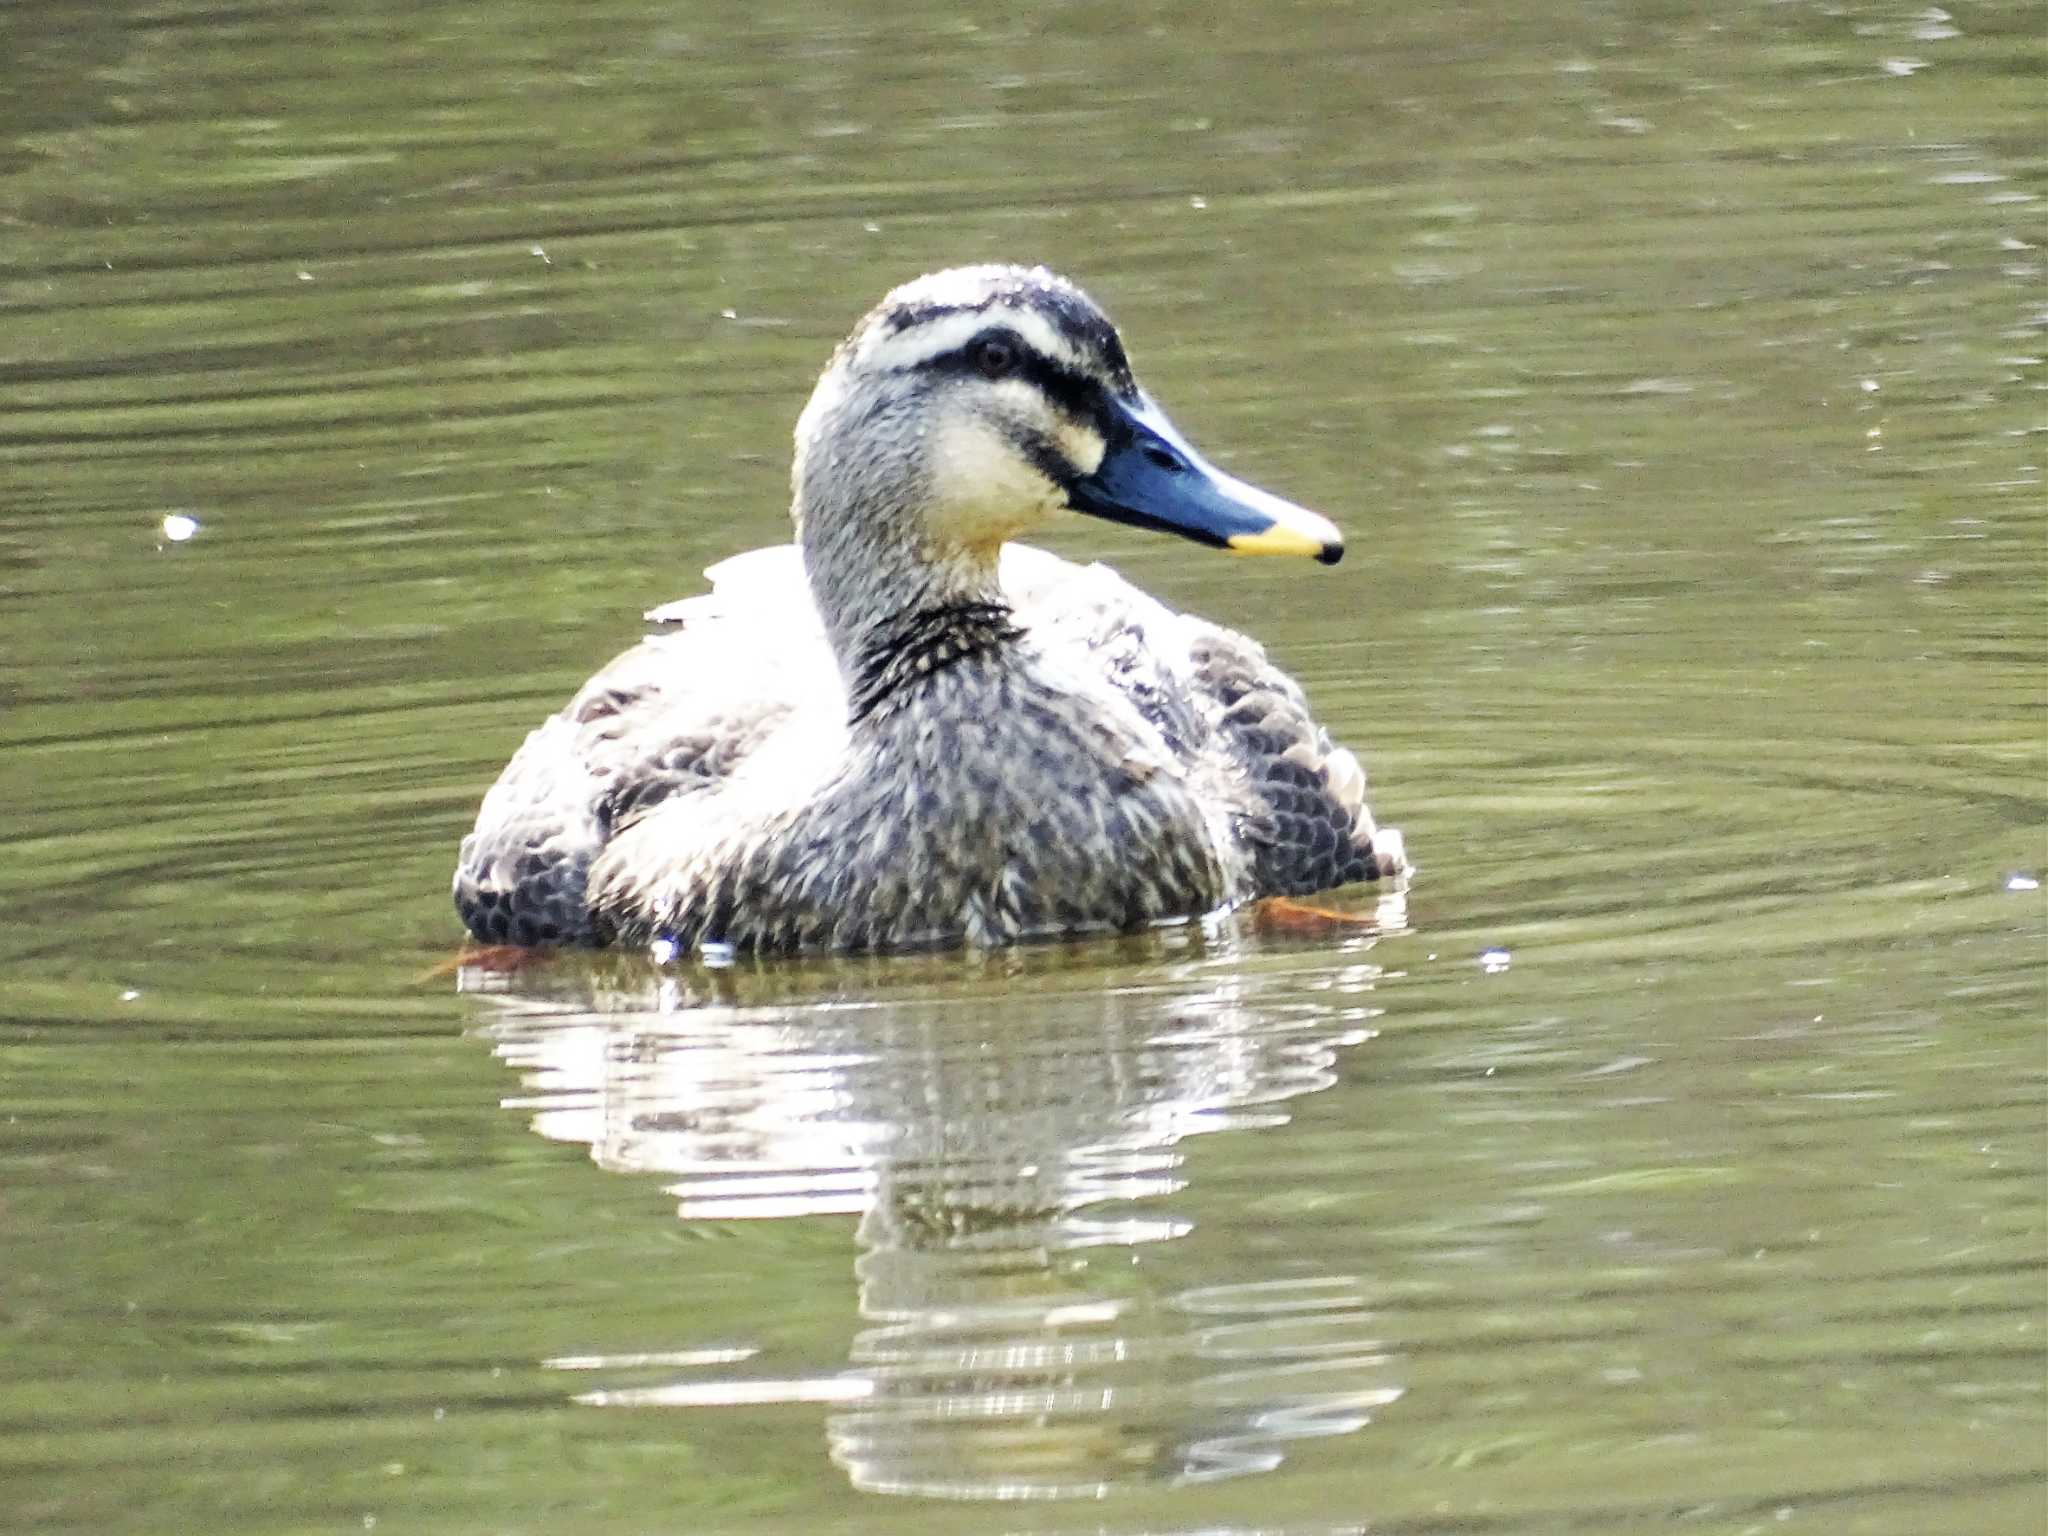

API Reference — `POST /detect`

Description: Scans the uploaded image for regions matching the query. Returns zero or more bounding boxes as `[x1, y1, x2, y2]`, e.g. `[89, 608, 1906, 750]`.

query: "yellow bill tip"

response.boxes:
[1225, 505, 1345, 564]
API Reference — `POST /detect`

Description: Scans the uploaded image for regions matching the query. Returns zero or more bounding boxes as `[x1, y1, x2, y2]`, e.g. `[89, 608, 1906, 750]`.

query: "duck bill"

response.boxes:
[1065, 395, 1344, 565]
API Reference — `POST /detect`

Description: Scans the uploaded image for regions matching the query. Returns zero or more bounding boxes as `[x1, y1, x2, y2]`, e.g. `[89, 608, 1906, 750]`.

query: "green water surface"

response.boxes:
[2, 2, 2043, 1532]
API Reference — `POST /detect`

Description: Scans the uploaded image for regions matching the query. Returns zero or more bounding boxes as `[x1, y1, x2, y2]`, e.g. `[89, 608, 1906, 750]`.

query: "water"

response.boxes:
[4, 2, 2043, 1531]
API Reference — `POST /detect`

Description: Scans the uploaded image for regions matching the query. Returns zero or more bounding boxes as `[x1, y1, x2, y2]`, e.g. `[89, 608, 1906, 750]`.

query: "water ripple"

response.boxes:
[477, 948, 1403, 1499]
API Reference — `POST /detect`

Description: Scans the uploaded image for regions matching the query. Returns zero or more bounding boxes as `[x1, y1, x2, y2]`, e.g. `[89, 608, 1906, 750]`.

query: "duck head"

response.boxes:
[790, 265, 1344, 660]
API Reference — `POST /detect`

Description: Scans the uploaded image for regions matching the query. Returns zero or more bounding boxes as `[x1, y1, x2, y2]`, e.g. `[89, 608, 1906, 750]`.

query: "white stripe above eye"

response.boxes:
[855, 304, 1084, 374]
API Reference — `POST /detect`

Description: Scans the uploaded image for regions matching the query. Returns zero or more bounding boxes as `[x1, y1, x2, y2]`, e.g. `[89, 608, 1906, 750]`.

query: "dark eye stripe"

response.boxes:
[917, 325, 1119, 434]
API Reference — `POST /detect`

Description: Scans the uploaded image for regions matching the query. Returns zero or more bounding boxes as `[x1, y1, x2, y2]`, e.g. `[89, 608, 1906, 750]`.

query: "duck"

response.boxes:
[454, 264, 1407, 953]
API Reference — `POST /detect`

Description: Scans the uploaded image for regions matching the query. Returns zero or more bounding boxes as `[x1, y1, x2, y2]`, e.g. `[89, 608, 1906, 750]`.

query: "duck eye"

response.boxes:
[969, 335, 1018, 379]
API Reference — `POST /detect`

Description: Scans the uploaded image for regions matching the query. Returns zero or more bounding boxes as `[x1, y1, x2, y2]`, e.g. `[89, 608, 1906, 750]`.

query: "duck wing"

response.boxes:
[453, 547, 839, 946]
[1009, 545, 1400, 897]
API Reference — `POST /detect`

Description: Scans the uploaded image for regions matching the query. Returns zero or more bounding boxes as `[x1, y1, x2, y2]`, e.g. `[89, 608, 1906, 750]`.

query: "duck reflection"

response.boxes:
[465, 922, 1404, 1500]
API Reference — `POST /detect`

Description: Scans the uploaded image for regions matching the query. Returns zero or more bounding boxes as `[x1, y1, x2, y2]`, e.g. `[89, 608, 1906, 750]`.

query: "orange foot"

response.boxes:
[415, 943, 558, 982]
[1247, 896, 1380, 937]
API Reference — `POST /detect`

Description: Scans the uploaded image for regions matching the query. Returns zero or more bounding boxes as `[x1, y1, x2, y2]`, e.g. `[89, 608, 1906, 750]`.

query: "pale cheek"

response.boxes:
[926, 419, 1066, 547]
[1053, 418, 1106, 477]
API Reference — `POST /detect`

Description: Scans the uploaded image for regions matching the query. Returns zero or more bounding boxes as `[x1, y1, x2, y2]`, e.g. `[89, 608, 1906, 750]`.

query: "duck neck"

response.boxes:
[844, 597, 1024, 724]
[797, 488, 1021, 727]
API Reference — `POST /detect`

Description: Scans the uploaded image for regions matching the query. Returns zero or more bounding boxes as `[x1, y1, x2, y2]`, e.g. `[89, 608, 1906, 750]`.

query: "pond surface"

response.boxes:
[3, 2, 2043, 1532]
